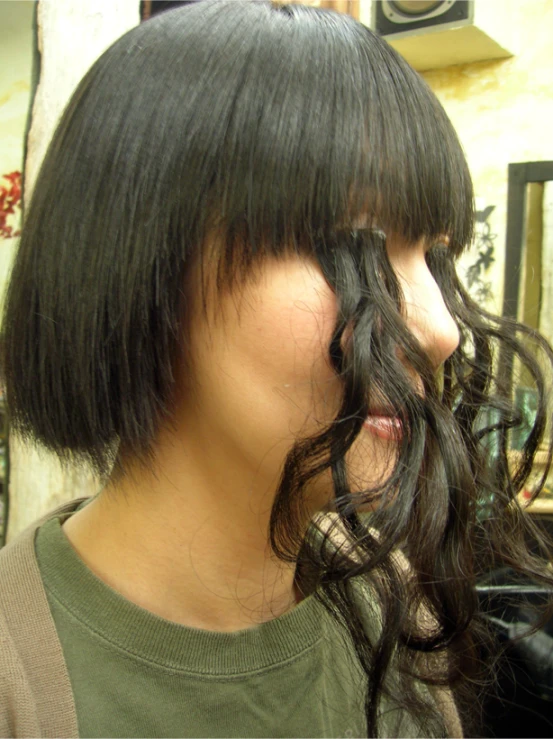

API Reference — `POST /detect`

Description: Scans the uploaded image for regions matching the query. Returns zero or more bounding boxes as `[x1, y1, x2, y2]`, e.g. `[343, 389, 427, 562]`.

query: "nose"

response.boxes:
[402, 275, 459, 369]
[393, 253, 460, 370]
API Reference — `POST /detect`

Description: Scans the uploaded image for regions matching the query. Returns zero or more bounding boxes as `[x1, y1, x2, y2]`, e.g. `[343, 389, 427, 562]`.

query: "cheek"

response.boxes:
[186, 263, 344, 482]
[187, 260, 400, 511]
[241, 285, 342, 437]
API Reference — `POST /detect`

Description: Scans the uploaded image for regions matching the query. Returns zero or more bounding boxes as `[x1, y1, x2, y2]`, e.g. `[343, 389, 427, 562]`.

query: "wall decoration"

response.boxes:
[465, 203, 496, 305]
[0, 171, 22, 240]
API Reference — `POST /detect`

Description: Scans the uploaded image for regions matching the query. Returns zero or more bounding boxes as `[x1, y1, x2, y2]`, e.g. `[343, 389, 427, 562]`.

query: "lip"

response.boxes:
[362, 414, 403, 441]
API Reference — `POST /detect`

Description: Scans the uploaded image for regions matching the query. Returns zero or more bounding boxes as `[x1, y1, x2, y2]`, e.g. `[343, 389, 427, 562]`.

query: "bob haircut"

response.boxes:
[4, 0, 473, 476]
[3, 1, 553, 736]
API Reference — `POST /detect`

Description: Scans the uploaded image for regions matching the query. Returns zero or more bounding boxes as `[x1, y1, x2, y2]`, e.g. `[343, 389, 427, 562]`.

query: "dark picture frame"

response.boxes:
[502, 161, 553, 515]
[503, 161, 553, 320]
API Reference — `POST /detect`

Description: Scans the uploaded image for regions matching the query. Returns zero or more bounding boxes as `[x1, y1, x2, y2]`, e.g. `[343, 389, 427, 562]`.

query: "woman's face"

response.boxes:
[177, 233, 460, 513]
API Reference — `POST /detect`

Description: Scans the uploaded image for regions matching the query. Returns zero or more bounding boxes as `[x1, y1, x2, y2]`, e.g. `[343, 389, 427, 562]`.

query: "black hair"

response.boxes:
[3, 1, 553, 735]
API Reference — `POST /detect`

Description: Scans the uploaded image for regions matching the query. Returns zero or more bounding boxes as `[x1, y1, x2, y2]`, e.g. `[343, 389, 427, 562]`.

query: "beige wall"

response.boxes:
[0, 0, 34, 312]
[420, 0, 553, 313]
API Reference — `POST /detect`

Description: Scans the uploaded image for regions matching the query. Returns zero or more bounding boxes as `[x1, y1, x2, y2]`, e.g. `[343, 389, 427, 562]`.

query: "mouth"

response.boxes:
[362, 412, 403, 441]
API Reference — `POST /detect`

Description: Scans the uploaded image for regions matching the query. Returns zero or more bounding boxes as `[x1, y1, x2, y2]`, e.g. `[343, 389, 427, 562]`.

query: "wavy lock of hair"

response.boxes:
[274, 229, 553, 736]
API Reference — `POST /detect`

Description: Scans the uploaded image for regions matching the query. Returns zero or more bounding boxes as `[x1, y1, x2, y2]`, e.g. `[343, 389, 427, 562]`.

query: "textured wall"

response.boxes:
[420, 0, 553, 312]
[0, 1, 34, 313]
[0, 3, 33, 180]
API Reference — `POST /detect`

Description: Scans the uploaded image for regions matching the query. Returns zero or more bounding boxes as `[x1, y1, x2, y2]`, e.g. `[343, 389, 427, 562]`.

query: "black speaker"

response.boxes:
[141, 1, 201, 22]
[375, 1, 470, 37]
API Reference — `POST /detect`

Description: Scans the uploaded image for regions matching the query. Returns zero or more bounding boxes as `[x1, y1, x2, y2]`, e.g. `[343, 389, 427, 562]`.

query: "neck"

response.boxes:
[63, 427, 306, 632]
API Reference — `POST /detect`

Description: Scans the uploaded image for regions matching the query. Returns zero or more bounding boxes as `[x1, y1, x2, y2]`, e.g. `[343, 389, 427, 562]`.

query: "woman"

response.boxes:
[1, 1, 552, 737]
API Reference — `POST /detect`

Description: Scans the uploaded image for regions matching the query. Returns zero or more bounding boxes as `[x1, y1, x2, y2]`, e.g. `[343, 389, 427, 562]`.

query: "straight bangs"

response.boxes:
[208, 1, 475, 283]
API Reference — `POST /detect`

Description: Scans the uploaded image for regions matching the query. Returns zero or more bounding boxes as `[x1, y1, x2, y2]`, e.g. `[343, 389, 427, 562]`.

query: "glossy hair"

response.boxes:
[3, 1, 553, 735]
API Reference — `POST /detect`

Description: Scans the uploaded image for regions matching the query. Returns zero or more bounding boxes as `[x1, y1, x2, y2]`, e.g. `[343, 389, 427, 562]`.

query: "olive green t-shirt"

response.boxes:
[35, 514, 423, 738]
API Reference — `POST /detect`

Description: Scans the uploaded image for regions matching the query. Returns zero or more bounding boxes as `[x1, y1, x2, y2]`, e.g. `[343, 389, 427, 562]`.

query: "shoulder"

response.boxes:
[0, 507, 57, 737]
[0, 498, 86, 738]
[0, 496, 89, 634]
[0, 607, 41, 738]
